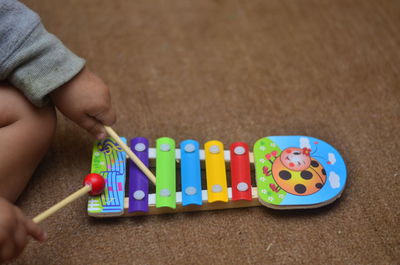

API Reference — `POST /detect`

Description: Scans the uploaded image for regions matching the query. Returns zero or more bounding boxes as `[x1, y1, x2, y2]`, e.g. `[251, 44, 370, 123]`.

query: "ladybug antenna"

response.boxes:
[311, 155, 328, 162]
[311, 144, 319, 155]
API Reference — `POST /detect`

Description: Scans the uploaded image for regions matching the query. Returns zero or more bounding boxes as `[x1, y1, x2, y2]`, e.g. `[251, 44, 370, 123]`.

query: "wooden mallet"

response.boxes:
[33, 173, 105, 223]
[33, 126, 157, 223]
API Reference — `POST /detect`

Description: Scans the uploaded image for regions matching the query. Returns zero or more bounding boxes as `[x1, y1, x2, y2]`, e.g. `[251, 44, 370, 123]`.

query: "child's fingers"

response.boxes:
[83, 105, 116, 139]
[92, 107, 116, 126]
[23, 218, 46, 242]
[80, 116, 107, 140]
[14, 208, 45, 242]
[86, 98, 116, 127]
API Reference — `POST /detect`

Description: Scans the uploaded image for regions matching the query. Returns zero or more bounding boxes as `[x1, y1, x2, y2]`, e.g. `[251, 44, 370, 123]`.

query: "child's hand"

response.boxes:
[50, 67, 116, 139]
[0, 198, 47, 262]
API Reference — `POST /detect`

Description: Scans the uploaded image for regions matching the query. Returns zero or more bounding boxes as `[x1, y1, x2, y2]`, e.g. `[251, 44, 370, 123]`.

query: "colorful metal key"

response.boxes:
[156, 137, 176, 208]
[204, 140, 228, 203]
[180, 140, 202, 206]
[128, 137, 149, 213]
[230, 142, 252, 201]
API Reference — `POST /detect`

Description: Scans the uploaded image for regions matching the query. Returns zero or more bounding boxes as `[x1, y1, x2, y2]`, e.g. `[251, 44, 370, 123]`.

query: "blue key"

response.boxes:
[180, 140, 202, 206]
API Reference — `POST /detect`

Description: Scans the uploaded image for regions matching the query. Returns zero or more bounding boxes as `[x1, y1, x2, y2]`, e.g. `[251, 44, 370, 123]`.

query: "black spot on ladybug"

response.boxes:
[279, 170, 291, 180]
[321, 168, 326, 175]
[300, 171, 313, 180]
[316, 183, 323, 189]
[311, 161, 319, 167]
[294, 184, 306, 194]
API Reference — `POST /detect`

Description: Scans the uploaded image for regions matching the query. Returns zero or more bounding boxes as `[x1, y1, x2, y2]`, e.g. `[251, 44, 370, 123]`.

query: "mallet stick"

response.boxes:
[104, 126, 156, 185]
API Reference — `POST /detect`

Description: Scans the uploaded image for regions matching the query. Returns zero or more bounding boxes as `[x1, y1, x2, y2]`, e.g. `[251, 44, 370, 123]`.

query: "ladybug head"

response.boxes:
[280, 148, 312, 171]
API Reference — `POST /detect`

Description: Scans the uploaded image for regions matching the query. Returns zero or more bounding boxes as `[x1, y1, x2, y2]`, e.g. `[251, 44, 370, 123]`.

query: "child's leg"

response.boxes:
[0, 83, 56, 202]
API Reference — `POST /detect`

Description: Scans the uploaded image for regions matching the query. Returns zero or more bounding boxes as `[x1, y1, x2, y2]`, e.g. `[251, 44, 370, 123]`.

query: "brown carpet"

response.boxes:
[9, 0, 400, 264]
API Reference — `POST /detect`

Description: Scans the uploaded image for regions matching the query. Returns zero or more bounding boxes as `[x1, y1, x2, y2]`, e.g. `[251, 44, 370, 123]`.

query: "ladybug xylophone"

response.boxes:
[87, 134, 347, 217]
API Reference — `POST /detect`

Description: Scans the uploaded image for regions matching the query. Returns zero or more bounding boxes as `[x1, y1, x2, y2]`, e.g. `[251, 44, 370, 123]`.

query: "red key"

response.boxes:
[230, 142, 252, 201]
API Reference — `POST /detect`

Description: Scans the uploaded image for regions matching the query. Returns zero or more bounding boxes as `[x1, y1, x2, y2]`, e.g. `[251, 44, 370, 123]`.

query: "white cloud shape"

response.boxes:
[329, 171, 340, 189]
[300, 137, 311, 149]
[328, 153, 336, 165]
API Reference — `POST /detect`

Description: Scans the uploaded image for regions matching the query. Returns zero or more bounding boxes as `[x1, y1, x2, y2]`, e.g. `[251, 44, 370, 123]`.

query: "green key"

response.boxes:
[156, 137, 176, 208]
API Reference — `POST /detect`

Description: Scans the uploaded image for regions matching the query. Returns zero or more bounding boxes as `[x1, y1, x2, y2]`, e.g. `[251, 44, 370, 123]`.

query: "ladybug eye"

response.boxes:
[293, 151, 301, 155]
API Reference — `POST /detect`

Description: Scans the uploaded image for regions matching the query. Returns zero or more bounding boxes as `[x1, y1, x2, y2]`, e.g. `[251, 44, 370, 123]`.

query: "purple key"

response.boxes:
[128, 137, 149, 213]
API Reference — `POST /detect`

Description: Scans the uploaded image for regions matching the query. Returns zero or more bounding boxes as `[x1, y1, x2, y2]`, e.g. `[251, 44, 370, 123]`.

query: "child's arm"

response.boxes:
[0, 1, 115, 260]
[0, 0, 115, 139]
[0, 198, 46, 262]
[0, 0, 85, 107]
[51, 66, 116, 139]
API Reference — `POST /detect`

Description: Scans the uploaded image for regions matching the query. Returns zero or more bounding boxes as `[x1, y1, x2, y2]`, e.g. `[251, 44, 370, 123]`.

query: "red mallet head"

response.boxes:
[83, 173, 105, 195]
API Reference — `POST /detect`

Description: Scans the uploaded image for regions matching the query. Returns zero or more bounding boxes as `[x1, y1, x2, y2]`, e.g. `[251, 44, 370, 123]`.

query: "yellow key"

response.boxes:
[204, 140, 228, 202]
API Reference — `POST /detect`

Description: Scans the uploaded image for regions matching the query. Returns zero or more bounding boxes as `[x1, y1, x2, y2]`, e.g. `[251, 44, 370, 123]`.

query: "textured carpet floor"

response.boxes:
[9, 0, 400, 264]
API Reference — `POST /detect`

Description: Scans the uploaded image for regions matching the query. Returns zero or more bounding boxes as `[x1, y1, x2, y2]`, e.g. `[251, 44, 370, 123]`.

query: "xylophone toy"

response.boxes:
[87, 128, 347, 217]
